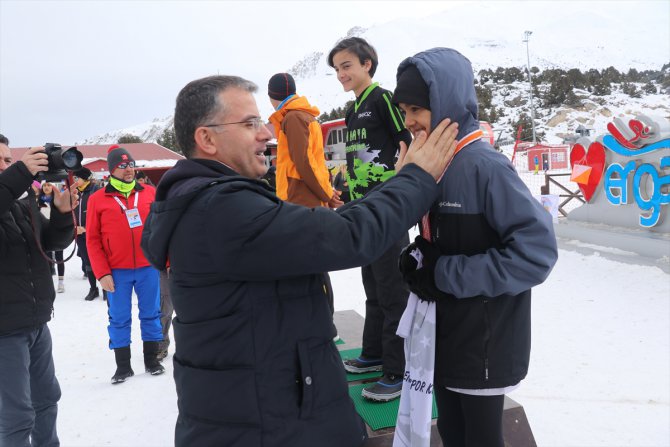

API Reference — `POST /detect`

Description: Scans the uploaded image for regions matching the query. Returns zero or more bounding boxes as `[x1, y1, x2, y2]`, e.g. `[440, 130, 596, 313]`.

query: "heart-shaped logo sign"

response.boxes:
[570, 142, 606, 202]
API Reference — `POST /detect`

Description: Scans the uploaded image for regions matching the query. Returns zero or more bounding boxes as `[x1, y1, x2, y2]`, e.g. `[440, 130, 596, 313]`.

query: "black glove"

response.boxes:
[398, 241, 418, 276]
[399, 236, 450, 302]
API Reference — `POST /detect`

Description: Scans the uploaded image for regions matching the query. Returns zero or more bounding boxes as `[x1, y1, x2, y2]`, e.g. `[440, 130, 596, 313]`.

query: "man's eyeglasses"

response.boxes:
[117, 162, 135, 169]
[203, 117, 266, 132]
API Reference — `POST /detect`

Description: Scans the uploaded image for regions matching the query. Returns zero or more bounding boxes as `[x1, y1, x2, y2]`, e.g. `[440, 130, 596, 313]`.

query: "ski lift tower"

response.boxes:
[523, 31, 538, 146]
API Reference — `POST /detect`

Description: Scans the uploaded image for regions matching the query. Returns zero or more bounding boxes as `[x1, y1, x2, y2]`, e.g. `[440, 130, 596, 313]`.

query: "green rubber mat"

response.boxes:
[347, 383, 439, 431]
[335, 337, 345, 345]
[338, 348, 383, 382]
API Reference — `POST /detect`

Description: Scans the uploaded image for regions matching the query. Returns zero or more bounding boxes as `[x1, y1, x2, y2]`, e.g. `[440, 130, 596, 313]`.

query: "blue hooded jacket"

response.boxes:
[396, 48, 558, 389]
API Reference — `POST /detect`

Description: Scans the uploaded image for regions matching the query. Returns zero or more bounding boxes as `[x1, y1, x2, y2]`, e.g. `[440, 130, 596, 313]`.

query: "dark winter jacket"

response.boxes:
[343, 83, 412, 199]
[74, 180, 100, 256]
[0, 161, 74, 334]
[141, 158, 440, 447]
[397, 48, 558, 389]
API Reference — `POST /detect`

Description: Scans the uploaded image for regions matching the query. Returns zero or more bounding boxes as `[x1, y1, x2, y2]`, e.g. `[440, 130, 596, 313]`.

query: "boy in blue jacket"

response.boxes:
[394, 48, 558, 447]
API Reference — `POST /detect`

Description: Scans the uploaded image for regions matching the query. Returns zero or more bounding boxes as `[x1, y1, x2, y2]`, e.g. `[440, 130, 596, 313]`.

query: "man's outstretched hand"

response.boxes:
[396, 119, 459, 180]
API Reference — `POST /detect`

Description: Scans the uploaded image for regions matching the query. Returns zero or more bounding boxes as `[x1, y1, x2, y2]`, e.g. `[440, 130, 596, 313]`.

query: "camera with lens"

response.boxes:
[38, 143, 84, 182]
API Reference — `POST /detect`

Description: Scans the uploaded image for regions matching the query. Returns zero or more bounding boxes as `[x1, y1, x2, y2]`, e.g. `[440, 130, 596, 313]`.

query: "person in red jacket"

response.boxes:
[86, 145, 164, 384]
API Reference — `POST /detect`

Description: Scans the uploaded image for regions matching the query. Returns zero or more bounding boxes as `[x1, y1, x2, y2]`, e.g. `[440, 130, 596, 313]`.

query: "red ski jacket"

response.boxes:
[86, 182, 155, 279]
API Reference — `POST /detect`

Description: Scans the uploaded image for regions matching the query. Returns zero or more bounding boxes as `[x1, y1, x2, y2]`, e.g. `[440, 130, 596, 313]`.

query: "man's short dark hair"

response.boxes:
[0, 134, 8, 145]
[327, 37, 378, 78]
[174, 75, 257, 158]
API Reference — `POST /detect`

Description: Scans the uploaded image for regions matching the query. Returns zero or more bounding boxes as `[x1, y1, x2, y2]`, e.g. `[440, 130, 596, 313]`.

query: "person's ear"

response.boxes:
[363, 59, 372, 74]
[194, 127, 218, 156]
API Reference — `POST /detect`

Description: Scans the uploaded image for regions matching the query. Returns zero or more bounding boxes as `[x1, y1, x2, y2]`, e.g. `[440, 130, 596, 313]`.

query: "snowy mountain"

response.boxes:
[76, 2, 670, 146]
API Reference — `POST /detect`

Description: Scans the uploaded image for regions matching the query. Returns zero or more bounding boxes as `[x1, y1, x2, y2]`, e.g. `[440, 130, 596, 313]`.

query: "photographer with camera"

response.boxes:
[0, 135, 78, 446]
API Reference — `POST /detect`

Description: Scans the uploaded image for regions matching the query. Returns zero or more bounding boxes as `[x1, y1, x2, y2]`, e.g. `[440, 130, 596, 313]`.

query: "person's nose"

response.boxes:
[258, 124, 273, 141]
[403, 114, 413, 129]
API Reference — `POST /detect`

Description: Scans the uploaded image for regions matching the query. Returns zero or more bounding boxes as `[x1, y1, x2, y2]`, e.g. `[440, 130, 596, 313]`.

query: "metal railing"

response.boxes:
[543, 173, 585, 217]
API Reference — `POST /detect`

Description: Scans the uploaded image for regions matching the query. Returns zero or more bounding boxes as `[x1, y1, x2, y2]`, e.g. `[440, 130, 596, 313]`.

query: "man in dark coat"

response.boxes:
[73, 166, 102, 301]
[140, 75, 459, 447]
[0, 135, 77, 446]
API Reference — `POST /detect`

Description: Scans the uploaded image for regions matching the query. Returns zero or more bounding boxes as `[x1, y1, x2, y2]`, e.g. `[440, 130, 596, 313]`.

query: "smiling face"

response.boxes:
[399, 103, 432, 138]
[205, 88, 272, 179]
[331, 50, 373, 97]
[112, 164, 136, 182]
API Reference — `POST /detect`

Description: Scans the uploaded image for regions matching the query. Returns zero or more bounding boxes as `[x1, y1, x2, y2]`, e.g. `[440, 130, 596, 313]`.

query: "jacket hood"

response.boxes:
[269, 95, 320, 128]
[142, 159, 236, 269]
[396, 48, 479, 140]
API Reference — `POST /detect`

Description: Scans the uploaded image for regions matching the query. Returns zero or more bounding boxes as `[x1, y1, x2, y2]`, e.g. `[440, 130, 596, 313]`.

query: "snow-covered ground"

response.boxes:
[47, 225, 670, 446]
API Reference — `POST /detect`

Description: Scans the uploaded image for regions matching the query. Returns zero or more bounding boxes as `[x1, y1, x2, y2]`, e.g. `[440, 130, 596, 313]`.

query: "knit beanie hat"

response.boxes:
[392, 64, 431, 110]
[107, 145, 135, 171]
[74, 167, 92, 180]
[268, 73, 296, 101]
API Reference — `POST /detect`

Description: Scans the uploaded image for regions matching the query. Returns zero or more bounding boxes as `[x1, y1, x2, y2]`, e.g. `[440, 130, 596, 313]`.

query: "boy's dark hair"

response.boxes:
[0, 134, 8, 145]
[327, 37, 378, 78]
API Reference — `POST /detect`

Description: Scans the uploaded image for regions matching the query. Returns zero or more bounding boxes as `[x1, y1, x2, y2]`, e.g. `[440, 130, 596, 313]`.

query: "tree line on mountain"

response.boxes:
[138, 63, 669, 152]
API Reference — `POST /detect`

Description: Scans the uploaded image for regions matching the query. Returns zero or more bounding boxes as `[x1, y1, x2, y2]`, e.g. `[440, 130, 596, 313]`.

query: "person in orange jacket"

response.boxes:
[268, 73, 343, 334]
[268, 73, 342, 209]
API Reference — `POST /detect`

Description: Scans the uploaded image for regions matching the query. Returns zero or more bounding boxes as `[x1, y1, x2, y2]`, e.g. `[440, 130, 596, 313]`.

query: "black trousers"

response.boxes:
[159, 269, 174, 346]
[434, 387, 505, 447]
[77, 235, 97, 290]
[48, 251, 64, 276]
[360, 233, 409, 376]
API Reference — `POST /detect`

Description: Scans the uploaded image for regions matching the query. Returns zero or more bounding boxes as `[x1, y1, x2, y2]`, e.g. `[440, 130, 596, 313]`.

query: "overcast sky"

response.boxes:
[1, 0, 668, 147]
[0, 0, 458, 146]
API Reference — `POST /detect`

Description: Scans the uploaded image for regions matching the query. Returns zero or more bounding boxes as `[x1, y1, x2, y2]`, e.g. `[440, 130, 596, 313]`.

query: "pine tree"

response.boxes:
[642, 82, 657, 94]
[157, 126, 181, 154]
[117, 134, 143, 144]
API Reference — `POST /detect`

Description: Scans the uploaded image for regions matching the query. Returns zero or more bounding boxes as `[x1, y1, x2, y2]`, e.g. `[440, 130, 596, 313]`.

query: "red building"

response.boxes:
[525, 144, 569, 171]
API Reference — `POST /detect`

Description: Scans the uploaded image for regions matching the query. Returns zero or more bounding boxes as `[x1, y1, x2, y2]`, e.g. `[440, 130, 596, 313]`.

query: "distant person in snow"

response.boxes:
[0, 135, 77, 446]
[140, 74, 459, 447]
[135, 170, 154, 185]
[72, 167, 103, 301]
[394, 48, 558, 447]
[86, 145, 165, 384]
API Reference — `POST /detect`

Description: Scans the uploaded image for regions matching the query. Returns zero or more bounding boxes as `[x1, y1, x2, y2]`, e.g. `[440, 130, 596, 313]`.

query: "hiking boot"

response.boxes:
[111, 346, 134, 384]
[361, 374, 403, 402]
[343, 356, 383, 374]
[84, 287, 99, 301]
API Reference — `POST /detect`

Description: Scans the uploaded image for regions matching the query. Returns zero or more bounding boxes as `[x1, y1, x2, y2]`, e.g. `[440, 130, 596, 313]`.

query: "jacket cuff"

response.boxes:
[2, 162, 34, 199]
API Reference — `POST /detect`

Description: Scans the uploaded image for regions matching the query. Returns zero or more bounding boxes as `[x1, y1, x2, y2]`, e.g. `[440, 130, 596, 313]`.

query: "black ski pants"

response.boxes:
[434, 387, 505, 447]
[360, 233, 409, 376]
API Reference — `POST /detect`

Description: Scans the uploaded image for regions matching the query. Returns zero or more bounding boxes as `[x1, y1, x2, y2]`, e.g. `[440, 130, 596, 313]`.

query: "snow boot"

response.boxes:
[111, 346, 134, 384]
[156, 340, 169, 362]
[143, 341, 165, 375]
[84, 287, 99, 301]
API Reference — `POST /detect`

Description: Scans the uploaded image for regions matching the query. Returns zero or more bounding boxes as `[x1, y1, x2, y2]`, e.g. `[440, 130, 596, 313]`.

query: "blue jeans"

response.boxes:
[0, 324, 61, 447]
[107, 266, 163, 349]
